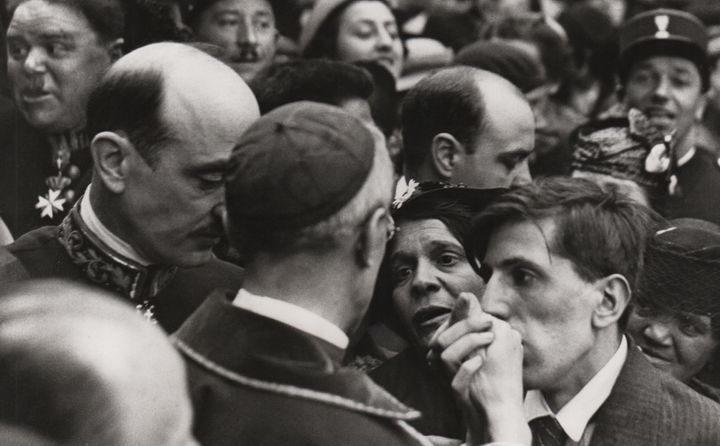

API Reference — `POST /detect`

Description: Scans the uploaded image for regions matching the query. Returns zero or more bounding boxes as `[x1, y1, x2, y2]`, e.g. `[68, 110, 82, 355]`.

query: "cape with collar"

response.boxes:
[173, 291, 430, 446]
[0, 207, 243, 333]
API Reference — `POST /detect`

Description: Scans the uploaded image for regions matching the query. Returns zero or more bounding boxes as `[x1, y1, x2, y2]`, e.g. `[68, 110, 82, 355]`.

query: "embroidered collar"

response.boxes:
[57, 204, 177, 323]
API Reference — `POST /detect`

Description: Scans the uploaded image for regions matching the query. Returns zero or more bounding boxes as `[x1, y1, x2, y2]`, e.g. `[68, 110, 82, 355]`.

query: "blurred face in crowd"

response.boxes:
[118, 67, 256, 267]
[481, 218, 609, 393]
[624, 56, 705, 143]
[453, 79, 534, 188]
[628, 303, 719, 383]
[6, 0, 121, 133]
[192, 0, 278, 81]
[389, 218, 485, 348]
[335, 1, 404, 79]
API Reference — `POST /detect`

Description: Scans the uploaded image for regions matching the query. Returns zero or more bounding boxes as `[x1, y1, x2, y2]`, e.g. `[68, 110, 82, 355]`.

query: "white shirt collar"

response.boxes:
[677, 146, 696, 168]
[80, 186, 152, 266]
[524, 336, 628, 442]
[232, 288, 349, 350]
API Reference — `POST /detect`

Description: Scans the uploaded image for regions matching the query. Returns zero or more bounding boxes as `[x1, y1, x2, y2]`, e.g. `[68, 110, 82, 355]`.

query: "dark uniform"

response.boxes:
[0, 204, 243, 333]
[666, 149, 720, 225]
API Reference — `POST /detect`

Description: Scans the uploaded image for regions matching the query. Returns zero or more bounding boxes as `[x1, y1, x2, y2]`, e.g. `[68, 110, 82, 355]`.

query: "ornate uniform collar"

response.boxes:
[57, 204, 177, 323]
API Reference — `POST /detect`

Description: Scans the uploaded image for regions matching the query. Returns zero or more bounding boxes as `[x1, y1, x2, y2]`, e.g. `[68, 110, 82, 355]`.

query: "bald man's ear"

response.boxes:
[592, 274, 631, 329]
[91, 132, 134, 195]
[431, 133, 463, 181]
[108, 38, 124, 62]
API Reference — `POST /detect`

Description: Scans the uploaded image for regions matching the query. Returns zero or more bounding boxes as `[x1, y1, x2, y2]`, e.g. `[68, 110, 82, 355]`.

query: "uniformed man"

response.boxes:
[618, 9, 720, 223]
[0, 42, 260, 332]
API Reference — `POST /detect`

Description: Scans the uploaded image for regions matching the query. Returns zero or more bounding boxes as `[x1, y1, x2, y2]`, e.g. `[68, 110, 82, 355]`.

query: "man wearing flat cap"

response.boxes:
[174, 101, 431, 446]
[618, 8, 720, 223]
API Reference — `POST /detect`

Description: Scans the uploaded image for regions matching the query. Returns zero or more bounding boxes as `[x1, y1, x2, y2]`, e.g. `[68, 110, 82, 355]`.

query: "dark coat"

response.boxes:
[589, 343, 720, 445]
[174, 292, 430, 446]
[0, 104, 91, 238]
[369, 348, 464, 438]
[371, 341, 720, 445]
[0, 225, 243, 333]
[666, 149, 720, 226]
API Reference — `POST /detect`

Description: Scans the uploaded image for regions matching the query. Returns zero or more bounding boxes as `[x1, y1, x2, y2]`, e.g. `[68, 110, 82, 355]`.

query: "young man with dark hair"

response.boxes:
[434, 177, 720, 445]
[250, 58, 374, 123]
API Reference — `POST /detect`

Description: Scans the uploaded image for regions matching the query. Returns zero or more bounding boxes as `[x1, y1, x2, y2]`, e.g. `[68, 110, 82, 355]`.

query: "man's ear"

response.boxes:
[695, 93, 708, 121]
[431, 133, 463, 181]
[354, 207, 388, 269]
[592, 274, 631, 329]
[90, 131, 134, 194]
[107, 38, 124, 62]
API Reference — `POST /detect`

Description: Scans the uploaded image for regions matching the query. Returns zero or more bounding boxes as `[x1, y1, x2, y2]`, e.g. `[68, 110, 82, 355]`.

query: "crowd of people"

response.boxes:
[1, 0, 720, 444]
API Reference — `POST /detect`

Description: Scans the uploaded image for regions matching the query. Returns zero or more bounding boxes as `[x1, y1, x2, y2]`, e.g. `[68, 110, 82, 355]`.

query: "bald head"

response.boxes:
[88, 42, 259, 167]
[402, 66, 534, 188]
[0, 280, 197, 446]
[85, 42, 260, 266]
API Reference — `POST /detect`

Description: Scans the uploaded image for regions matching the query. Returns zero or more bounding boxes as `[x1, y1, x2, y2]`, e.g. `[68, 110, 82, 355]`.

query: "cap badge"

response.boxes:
[654, 14, 670, 39]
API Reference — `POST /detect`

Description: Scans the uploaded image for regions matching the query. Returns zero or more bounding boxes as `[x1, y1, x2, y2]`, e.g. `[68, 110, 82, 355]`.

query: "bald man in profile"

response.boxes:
[401, 67, 535, 189]
[0, 279, 198, 446]
[0, 43, 260, 331]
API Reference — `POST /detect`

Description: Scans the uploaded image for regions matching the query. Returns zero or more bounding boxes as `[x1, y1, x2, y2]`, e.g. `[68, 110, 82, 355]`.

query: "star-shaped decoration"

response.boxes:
[35, 189, 66, 219]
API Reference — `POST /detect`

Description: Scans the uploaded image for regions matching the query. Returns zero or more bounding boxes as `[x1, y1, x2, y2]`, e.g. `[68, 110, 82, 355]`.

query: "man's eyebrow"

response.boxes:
[189, 160, 229, 174]
[498, 148, 532, 160]
[495, 256, 543, 271]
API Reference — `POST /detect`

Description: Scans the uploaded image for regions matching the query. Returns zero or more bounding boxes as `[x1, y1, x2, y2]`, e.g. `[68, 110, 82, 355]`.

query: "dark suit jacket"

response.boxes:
[370, 348, 464, 438]
[0, 105, 91, 237]
[371, 340, 720, 444]
[174, 292, 429, 446]
[590, 343, 720, 445]
[0, 226, 243, 333]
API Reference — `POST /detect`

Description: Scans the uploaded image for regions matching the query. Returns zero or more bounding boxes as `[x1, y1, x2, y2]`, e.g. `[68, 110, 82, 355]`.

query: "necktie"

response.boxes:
[530, 415, 567, 446]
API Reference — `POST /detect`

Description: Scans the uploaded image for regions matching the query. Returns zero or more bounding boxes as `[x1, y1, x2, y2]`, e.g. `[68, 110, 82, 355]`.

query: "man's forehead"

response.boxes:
[211, 0, 275, 15]
[485, 218, 557, 264]
[8, 0, 90, 34]
[631, 55, 701, 74]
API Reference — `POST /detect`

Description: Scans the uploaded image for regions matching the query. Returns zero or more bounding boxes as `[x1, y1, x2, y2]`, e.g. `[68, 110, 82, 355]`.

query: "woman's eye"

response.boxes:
[677, 314, 710, 337]
[392, 266, 412, 285]
[437, 253, 459, 267]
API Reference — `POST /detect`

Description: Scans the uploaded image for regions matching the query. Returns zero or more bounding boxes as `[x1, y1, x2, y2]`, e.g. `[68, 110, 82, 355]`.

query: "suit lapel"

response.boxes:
[590, 343, 662, 446]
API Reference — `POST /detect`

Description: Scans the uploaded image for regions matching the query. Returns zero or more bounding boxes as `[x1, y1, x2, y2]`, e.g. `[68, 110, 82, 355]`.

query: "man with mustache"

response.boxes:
[0, 43, 260, 332]
[187, 0, 279, 82]
[619, 9, 720, 224]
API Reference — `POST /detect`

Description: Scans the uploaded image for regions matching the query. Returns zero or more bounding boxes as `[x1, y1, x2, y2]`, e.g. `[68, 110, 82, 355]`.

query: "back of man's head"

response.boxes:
[0, 280, 197, 446]
[401, 66, 482, 174]
[471, 177, 661, 300]
[250, 59, 373, 115]
[225, 101, 394, 260]
[87, 42, 259, 168]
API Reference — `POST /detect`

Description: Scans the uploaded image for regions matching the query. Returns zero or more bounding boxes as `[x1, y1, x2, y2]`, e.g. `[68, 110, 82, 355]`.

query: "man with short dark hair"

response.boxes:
[434, 177, 720, 445]
[250, 58, 374, 123]
[187, 0, 279, 82]
[0, 42, 260, 332]
[400, 66, 534, 189]
[174, 101, 430, 446]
